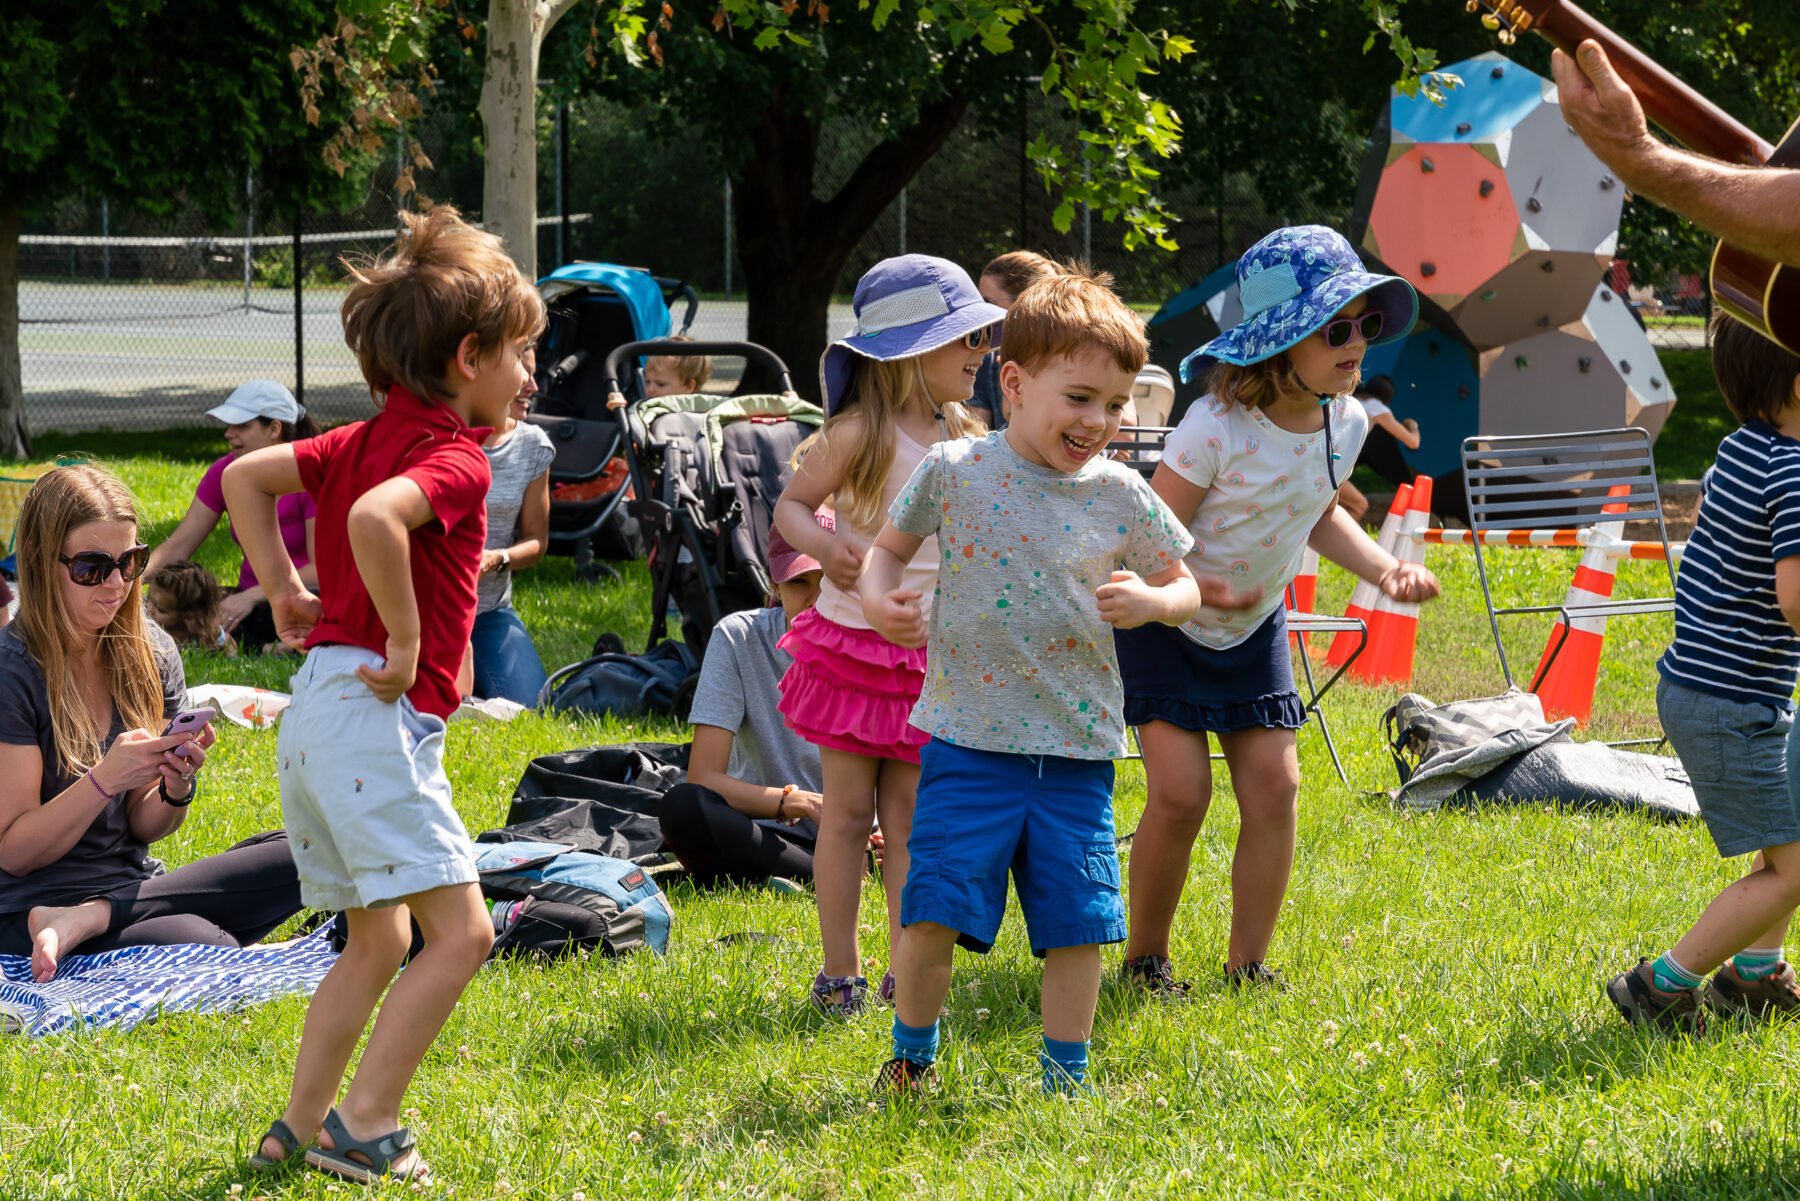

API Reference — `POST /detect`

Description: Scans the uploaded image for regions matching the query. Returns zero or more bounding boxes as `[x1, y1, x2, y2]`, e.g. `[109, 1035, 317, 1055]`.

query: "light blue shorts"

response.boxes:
[1657, 676, 1800, 858]
[276, 645, 479, 911]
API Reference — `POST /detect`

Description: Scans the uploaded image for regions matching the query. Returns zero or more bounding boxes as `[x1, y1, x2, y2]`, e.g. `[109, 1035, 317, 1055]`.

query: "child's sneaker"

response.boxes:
[1119, 954, 1191, 999]
[1704, 961, 1800, 1018]
[878, 969, 896, 1005]
[873, 1056, 935, 1099]
[1605, 958, 1706, 1033]
[1223, 960, 1286, 990]
[810, 971, 870, 1017]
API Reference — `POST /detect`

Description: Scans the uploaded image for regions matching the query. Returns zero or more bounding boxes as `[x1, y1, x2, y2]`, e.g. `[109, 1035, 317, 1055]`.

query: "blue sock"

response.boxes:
[1651, 951, 1704, 994]
[892, 1016, 939, 1066]
[1040, 1036, 1088, 1094]
[1733, 946, 1784, 980]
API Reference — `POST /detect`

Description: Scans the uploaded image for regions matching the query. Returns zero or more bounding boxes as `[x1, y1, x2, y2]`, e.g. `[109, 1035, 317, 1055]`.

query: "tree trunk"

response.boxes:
[0, 204, 31, 460]
[734, 90, 971, 399]
[479, 0, 580, 277]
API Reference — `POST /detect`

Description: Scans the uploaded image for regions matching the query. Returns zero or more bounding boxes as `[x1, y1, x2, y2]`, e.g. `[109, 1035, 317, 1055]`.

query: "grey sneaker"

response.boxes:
[1605, 957, 1706, 1033]
[1705, 960, 1800, 1018]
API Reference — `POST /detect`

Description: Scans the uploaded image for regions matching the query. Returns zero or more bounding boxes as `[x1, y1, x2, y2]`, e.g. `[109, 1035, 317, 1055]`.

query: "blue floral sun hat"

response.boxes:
[820, 255, 1009, 414]
[1179, 225, 1418, 383]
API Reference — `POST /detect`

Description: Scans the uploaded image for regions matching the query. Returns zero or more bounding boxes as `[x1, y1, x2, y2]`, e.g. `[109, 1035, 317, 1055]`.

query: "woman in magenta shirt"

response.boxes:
[147, 380, 320, 651]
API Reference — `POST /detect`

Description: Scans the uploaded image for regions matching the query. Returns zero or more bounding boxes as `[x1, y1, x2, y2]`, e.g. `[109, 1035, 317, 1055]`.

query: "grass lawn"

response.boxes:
[7, 407, 1799, 1200]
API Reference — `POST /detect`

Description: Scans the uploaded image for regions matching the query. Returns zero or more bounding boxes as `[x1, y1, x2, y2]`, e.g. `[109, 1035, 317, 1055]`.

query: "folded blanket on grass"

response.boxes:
[0, 930, 335, 1037]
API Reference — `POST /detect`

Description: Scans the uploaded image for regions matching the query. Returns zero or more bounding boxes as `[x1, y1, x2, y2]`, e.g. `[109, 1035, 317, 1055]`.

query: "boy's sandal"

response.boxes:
[304, 1108, 433, 1187]
[246, 1118, 306, 1172]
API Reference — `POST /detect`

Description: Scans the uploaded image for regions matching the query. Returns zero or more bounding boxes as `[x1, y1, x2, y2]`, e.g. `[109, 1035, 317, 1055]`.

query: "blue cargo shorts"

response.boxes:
[899, 737, 1125, 956]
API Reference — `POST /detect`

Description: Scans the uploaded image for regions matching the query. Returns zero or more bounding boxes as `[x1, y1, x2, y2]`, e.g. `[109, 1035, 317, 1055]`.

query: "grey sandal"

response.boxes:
[304, 1107, 432, 1186]
[246, 1118, 305, 1171]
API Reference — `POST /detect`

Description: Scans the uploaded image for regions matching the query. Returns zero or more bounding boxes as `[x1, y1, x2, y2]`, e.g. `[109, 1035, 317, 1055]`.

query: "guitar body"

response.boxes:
[1711, 117, 1800, 353]
[1479, 0, 1800, 349]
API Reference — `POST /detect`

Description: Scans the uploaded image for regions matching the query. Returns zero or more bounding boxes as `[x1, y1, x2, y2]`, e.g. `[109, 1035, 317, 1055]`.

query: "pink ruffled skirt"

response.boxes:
[777, 606, 929, 763]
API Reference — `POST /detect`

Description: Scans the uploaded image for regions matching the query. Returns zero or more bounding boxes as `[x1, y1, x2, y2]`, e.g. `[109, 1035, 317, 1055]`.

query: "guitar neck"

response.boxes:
[1489, 0, 1772, 165]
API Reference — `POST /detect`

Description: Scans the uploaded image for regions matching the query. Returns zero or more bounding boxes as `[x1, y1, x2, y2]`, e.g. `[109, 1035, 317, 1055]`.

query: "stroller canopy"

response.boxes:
[538, 263, 673, 341]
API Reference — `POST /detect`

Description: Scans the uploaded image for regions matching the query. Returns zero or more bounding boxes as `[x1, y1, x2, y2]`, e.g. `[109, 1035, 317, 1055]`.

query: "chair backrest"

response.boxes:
[1460, 428, 1668, 540]
[1110, 426, 1171, 479]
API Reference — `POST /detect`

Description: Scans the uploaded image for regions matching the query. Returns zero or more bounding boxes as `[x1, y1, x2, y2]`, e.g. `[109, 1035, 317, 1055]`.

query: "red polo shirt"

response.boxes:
[293, 386, 492, 719]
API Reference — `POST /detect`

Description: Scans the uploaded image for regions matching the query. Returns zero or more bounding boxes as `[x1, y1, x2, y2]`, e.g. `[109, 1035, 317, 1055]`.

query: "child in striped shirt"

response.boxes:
[1607, 312, 1800, 1031]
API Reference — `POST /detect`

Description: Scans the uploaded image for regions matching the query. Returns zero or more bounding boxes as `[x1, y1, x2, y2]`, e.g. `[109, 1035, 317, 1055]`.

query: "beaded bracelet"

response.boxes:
[85, 768, 120, 802]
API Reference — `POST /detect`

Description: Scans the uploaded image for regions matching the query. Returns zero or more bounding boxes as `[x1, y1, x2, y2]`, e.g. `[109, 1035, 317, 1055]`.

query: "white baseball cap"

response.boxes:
[207, 379, 301, 426]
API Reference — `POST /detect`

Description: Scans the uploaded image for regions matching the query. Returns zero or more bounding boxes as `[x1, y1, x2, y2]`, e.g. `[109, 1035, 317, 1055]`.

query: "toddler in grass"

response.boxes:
[224, 207, 543, 1185]
[1606, 311, 1800, 1031]
[861, 266, 1212, 1096]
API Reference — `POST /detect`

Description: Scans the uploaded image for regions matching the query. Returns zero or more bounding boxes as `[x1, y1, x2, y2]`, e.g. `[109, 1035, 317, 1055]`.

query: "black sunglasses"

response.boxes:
[59, 544, 150, 587]
[1321, 311, 1383, 349]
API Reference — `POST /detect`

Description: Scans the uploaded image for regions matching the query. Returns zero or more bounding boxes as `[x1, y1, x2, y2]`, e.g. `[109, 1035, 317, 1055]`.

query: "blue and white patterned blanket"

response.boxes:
[0, 930, 336, 1036]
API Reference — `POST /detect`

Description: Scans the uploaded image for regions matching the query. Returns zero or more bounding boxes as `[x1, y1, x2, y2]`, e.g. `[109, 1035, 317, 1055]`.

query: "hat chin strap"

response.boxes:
[1314, 392, 1342, 490]
[914, 359, 948, 421]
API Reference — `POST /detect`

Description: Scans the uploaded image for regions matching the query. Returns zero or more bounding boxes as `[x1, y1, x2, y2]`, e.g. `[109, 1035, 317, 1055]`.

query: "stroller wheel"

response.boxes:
[575, 561, 621, 584]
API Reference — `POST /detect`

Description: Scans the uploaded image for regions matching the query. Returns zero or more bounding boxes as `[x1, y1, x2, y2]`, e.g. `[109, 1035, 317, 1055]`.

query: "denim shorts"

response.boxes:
[276, 645, 479, 911]
[900, 737, 1124, 956]
[1656, 676, 1800, 858]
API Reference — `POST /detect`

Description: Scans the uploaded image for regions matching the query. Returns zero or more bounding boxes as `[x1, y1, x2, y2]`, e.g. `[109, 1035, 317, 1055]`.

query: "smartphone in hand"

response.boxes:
[162, 706, 216, 762]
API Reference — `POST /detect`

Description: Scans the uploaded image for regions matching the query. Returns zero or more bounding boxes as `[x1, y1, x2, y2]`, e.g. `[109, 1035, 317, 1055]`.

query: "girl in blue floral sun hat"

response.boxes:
[1114, 225, 1442, 996]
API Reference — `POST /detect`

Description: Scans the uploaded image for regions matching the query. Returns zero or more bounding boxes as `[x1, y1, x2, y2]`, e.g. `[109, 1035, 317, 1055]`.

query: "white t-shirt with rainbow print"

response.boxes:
[1162, 392, 1367, 650]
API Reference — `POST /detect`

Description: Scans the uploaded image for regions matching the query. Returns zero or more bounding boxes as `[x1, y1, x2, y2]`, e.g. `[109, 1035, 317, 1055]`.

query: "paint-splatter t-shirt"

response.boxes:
[889, 429, 1193, 759]
[1162, 393, 1366, 650]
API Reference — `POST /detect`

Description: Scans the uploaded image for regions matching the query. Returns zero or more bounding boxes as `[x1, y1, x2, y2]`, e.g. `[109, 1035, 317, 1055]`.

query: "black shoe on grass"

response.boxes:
[1224, 960, 1286, 990]
[1120, 954, 1191, 999]
[1705, 961, 1800, 1019]
[1605, 957, 1706, 1033]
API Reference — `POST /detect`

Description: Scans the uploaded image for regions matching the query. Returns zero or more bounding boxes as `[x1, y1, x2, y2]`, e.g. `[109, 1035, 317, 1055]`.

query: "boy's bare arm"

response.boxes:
[222, 446, 319, 648]
[861, 522, 929, 647]
[347, 477, 438, 703]
[1776, 558, 1800, 636]
[1096, 561, 1203, 629]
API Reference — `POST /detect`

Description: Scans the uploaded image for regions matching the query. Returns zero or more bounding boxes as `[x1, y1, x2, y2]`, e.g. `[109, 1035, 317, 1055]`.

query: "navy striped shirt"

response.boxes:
[1659, 422, 1800, 705]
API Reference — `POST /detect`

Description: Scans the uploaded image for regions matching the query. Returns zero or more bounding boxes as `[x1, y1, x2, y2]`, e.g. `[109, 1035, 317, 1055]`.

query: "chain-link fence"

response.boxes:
[18, 89, 1712, 435]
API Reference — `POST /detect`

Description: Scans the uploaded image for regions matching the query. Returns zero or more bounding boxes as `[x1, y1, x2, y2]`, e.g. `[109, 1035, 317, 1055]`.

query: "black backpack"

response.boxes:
[538, 640, 700, 720]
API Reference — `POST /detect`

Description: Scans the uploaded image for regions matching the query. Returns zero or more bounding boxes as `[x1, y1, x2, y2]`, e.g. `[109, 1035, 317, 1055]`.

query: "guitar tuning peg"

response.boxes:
[1482, 12, 1501, 29]
[1466, 0, 1480, 9]
[1498, 27, 1517, 44]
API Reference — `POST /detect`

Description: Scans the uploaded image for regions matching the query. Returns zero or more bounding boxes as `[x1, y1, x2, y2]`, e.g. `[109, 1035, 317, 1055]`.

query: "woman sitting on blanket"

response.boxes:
[657, 515, 837, 887]
[0, 465, 302, 982]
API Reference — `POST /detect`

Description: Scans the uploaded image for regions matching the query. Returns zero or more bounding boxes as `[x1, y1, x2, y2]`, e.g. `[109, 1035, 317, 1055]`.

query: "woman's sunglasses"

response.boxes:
[59, 544, 150, 587]
[961, 323, 1000, 351]
[1320, 311, 1384, 349]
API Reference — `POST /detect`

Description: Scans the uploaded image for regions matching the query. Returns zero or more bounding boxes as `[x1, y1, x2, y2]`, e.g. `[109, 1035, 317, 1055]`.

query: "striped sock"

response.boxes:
[892, 1016, 939, 1067]
[1732, 946, 1784, 981]
[1040, 1036, 1089, 1094]
[1651, 951, 1704, 994]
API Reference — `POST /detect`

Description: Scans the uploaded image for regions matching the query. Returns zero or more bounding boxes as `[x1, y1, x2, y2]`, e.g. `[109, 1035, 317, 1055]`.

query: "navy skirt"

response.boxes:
[1115, 608, 1306, 734]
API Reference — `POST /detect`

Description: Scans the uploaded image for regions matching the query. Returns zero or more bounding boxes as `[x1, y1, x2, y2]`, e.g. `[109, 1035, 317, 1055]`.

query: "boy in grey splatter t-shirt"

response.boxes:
[859, 268, 1224, 1099]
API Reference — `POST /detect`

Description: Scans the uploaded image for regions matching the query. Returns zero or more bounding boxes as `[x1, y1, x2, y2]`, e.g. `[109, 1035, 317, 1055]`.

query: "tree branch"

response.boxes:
[818, 88, 971, 244]
[542, 0, 583, 38]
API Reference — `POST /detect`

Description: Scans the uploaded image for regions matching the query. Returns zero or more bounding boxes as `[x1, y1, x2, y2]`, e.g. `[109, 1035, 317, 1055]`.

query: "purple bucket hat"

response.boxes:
[820, 255, 1009, 414]
[1179, 225, 1418, 383]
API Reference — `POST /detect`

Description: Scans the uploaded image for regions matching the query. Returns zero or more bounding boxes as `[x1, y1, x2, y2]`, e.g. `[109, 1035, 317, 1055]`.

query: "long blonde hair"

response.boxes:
[15, 465, 165, 778]
[795, 356, 976, 531]
[1207, 354, 1358, 411]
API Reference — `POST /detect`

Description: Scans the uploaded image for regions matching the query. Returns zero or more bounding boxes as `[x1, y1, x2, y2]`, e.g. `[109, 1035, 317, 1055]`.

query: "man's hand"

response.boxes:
[864, 588, 928, 648]
[356, 638, 420, 703]
[1552, 40, 1657, 175]
[479, 549, 506, 575]
[1379, 561, 1441, 604]
[269, 588, 322, 652]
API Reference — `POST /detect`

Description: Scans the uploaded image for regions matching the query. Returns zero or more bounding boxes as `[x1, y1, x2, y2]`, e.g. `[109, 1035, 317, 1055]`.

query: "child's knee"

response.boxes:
[1238, 780, 1299, 829]
[1144, 783, 1211, 834]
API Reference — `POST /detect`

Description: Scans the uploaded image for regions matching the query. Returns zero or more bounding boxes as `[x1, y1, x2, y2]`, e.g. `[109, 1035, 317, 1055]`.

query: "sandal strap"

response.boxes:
[264, 1118, 303, 1155]
[319, 1108, 419, 1176]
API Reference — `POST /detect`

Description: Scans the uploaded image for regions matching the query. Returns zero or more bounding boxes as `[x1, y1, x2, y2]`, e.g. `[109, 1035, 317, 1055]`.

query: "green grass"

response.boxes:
[7, 425, 1799, 1200]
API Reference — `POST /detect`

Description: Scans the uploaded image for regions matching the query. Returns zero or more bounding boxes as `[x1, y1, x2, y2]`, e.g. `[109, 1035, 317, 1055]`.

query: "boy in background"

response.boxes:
[225, 207, 544, 1183]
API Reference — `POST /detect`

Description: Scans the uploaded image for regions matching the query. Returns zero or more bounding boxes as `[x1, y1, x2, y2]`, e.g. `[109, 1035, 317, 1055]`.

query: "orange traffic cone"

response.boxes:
[1530, 486, 1630, 724]
[1287, 547, 1321, 651]
[1327, 483, 1412, 667]
[1352, 476, 1433, 686]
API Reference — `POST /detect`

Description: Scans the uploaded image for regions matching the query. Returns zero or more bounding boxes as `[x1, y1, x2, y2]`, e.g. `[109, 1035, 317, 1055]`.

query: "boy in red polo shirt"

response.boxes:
[223, 207, 544, 1187]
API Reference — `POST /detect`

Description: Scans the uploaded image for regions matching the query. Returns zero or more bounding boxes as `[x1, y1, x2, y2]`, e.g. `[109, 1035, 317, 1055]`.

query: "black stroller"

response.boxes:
[527, 263, 699, 582]
[597, 339, 823, 654]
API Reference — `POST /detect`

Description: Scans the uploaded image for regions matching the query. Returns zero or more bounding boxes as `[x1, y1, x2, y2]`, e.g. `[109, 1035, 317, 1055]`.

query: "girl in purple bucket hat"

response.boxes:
[1114, 225, 1444, 995]
[772, 254, 1005, 1017]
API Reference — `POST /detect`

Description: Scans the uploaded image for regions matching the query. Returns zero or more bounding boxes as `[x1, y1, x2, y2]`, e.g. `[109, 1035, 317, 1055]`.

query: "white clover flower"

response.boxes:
[628, 1131, 643, 1145]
